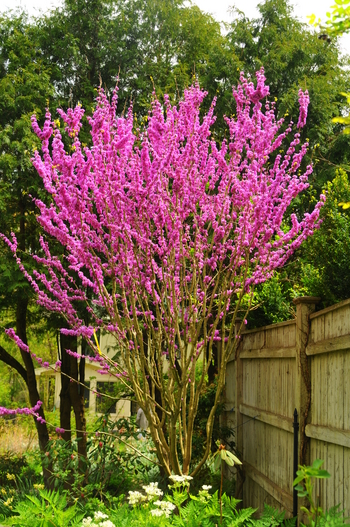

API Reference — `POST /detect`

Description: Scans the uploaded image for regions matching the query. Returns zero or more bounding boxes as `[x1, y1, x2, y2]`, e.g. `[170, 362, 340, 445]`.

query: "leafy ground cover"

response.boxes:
[0, 472, 348, 527]
[0, 479, 295, 527]
[0, 427, 348, 527]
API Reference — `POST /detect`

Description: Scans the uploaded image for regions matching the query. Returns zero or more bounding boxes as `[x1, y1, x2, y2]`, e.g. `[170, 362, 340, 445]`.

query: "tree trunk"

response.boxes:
[16, 299, 53, 489]
[70, 352, 87, 464]
[59, 334, 72, 442]
[60, 334, 87, 462]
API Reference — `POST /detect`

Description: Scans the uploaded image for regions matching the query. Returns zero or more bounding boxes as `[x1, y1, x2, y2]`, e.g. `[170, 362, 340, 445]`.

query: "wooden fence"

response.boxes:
[223, 296, 350, 519]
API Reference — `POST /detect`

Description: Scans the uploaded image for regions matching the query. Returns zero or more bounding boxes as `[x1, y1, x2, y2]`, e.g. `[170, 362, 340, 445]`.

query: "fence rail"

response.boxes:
[223, 296, 350, 519]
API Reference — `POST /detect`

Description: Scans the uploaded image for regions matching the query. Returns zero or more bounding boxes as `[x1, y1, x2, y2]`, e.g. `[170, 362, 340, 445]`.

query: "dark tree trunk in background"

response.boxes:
[59, 333, 87, 459]
[59, 334, 72, 442]
[70, 352, 87, 463]
[207, 341, 219, 385]
[16, 299, 53, 489]
[14, 200, 53, 488]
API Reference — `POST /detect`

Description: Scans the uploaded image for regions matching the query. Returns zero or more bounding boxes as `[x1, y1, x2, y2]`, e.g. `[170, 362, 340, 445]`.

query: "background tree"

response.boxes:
[0, 11, 89, 478]
[0, 13, 56, 486]
[37, 0, 234, 117]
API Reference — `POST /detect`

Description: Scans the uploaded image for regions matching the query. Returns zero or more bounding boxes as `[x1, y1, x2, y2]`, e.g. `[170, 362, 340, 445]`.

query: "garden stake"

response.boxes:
[220, 456, 224, 524]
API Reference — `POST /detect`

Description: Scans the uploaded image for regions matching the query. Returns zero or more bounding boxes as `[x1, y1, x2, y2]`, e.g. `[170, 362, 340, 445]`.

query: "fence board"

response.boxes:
[240, 347, 296, 359]
[307, 334, 350, 355]
[240, 403, 293, 433]
[306, 424, 350, 449]
[244, 461, 293, 512]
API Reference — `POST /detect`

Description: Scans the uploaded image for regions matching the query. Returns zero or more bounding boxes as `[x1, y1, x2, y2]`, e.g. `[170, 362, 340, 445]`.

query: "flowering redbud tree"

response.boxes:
[2, 70, 323, 476]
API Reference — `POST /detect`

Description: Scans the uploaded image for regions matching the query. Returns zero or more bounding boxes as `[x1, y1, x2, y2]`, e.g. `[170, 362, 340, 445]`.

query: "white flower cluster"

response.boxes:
[150, 500, 176, 518]
[149, 509, 165, 517]
[142, 481, 164, 500]
[198, 484, 212, 503]
[127, 482, 163, 506]
[82, 511, 115, 527]
[127, 490, 148, 506]
[169, 475, 193, 483]
[168, 474, 193, 488]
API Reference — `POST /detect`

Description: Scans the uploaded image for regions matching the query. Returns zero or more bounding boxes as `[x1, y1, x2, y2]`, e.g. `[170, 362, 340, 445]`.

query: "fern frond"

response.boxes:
[227, 506, 256, 526]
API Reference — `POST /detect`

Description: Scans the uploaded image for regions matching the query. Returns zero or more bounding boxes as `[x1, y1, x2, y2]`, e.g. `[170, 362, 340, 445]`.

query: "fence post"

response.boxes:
[292, 296, 320, 519]
[234, 318, 244, 501]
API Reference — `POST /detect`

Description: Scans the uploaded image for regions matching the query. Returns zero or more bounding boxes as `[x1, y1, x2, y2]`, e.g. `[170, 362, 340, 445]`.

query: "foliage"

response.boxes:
[40, 415, 159, 503]
[244, 270, 297, 327]
[294, 459, 331, 525]
[0, 452, 40, 488]
[0, 488, 84, 526]
[104, 477, 295, 526]
[37, 0, 232, 122]
[332, 91, 350, 135]
[0, 12, 54, 309]
[293, 459, 348, 526]
[209, 442, 241, 524]
[308, 0, 350, 36]
[0, 450, 45, 518]
[223, 0, 350, 326]
[0, 365, 19, 408]
[188, 377, 235, 468]
[246, 168, 350, 326]
[307, 0, 350, 210]
[297, 169, 350, 306]
[0, 12, 58, 483]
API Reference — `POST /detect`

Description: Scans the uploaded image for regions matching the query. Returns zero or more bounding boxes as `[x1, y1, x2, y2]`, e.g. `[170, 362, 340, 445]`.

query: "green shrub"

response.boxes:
[0, 488, 84, 526]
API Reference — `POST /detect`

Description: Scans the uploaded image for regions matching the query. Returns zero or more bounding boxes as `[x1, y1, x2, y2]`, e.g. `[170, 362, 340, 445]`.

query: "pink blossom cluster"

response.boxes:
[55, 427, 65, 434]
[5, 328, 50, 368]
[0, 400, 42, 417]
[297, 89, 309, 128]
[2, 70, 323, 365]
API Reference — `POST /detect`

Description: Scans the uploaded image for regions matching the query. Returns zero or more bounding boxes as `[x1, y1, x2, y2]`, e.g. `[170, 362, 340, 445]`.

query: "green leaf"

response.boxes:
[297, 490, 308, 498]
[224, 456, 235, 466]
[312, 459, 325, 470]
[226, 451, 242, 465]
[213, 454, 221, 472]
[316, 469, 331, 479]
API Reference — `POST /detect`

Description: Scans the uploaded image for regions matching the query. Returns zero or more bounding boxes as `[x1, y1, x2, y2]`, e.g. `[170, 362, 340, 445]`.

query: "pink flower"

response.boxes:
[297, 89, 309, 128]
